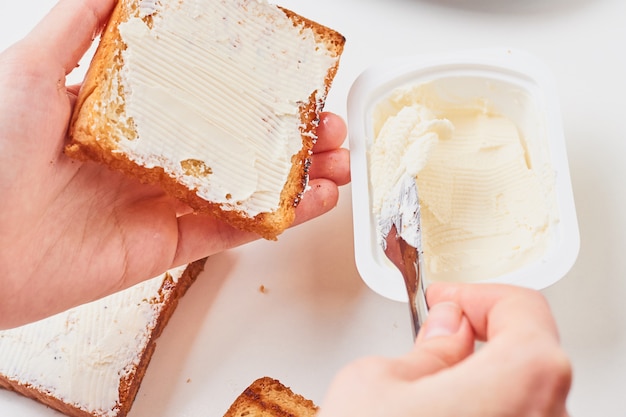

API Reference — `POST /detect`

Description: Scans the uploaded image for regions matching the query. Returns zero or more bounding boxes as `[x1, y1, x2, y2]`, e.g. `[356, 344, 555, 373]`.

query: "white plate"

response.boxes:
[348, 48, 580, 302]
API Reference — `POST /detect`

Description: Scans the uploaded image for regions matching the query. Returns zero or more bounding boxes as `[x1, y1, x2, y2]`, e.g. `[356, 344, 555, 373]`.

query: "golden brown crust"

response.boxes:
[275, 6, 345, 237]
[68, 0, 131, 153]
[0, 259, 207, 417]
[116, 258, 207, 417]
[224, 377, 318, 417]
[66, 0, 345, 240]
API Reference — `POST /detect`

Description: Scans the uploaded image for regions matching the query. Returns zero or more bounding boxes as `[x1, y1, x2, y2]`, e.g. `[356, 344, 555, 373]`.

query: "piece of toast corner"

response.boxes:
[224, 377, 318, 417]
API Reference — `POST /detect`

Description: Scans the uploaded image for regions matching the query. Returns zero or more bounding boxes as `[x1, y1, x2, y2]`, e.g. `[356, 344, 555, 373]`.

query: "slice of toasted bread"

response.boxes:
[0, 259, 206, 417]
[67, 0, 345, 240]
[224, 377, 318, 417]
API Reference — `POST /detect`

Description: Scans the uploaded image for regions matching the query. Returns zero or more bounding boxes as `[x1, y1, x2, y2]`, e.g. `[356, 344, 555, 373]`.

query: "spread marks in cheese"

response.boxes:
[370, 78, 558, 283]
[113, 0, 339, 217]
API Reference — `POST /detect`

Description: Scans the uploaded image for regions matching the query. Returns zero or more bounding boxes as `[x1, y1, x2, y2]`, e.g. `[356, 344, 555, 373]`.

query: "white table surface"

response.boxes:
[1, 0, 625, 416]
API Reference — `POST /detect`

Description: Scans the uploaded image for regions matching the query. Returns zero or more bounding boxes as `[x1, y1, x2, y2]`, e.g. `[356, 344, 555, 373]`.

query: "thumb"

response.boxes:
[393, 302, 475, 380]
[24, 0, 116, 74]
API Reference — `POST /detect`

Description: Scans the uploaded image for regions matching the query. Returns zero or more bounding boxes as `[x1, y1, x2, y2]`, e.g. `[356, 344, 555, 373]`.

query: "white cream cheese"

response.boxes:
[115, 0, 339, 216]
[369, 104, 453, 215]
[370, 104, 453, 249]
[370, 78, 558, 283]
[0, 265, 187, 417]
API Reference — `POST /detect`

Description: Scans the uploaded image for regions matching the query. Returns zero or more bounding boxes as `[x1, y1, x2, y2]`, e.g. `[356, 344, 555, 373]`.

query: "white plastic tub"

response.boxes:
[348, 48, 579, 302]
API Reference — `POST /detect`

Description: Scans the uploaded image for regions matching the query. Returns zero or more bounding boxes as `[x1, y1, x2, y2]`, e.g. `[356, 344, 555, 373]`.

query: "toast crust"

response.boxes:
[224, 377, 318, 417]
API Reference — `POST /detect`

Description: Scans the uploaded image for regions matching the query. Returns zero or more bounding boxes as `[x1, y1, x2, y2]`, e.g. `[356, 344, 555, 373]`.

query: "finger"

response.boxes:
[24, 0, 116, 74]
[66, 83, 82, 96]
[426, 282, 560, 343]
[416, 283, 571, 417]
[292, 178, 340, 226]
[314, 112, 348, 153]
[308, 148, 351, 186]
[435, 328, 572, 417]
[412, 283, 572, 416]
[390, 302, 475, 380]
[171, 178, 339, 266]
[172, 213, 259, 267]
[67, 83, 82, 107]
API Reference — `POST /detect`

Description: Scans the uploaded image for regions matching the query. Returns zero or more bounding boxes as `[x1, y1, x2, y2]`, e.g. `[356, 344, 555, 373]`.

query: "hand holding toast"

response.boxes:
[0, 0, 349, 328]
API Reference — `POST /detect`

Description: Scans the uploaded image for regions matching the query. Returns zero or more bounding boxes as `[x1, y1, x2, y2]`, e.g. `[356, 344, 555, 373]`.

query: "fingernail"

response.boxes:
[420, 302, 463, 340]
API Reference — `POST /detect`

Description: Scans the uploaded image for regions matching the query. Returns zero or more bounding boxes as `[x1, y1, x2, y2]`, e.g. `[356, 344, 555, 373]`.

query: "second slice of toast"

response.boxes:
[0, 259, 207, 417]
[224, 377, 318, 417]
